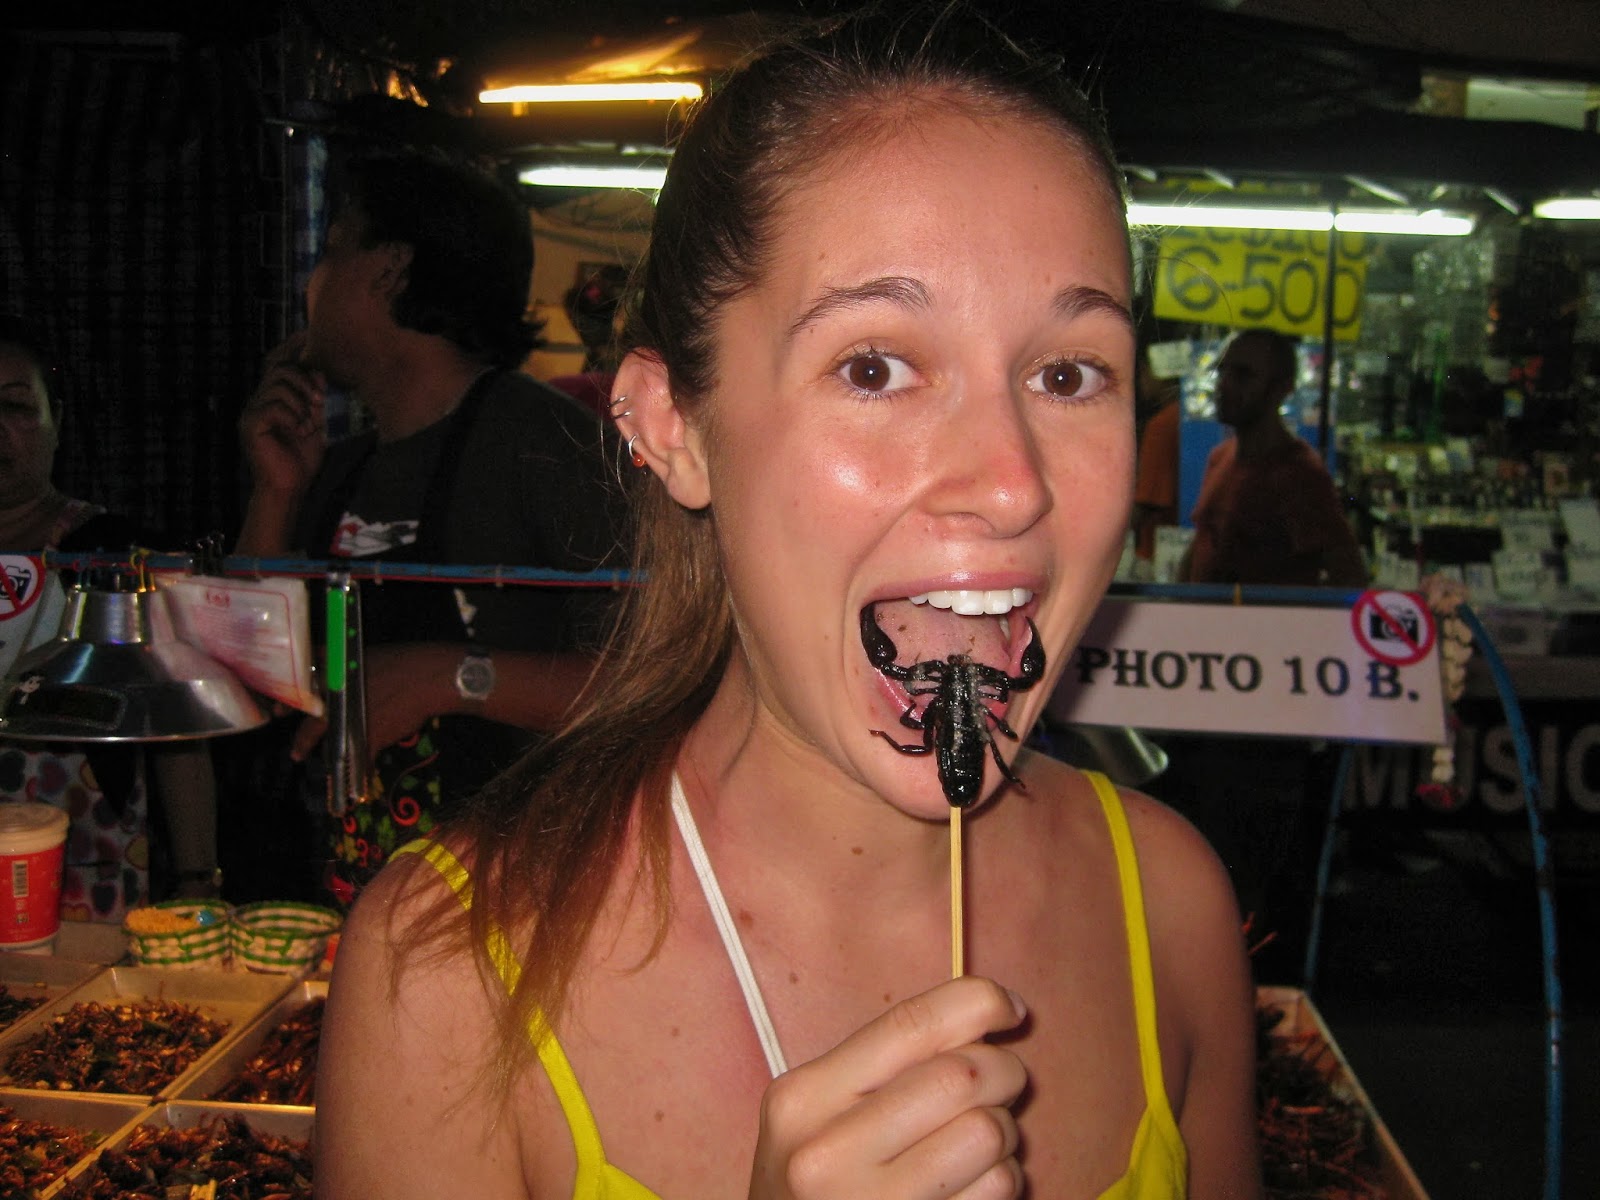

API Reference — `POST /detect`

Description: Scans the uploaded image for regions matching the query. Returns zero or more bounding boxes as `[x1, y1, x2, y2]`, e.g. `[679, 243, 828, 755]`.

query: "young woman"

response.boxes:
[316, 9, 1260, 1198]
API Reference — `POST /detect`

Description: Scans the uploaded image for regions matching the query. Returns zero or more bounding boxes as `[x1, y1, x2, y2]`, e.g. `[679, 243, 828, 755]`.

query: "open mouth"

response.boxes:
[860, 590, 1044, 807]
[867, 587, 1033, 661]
[861, 588, 1038, 717]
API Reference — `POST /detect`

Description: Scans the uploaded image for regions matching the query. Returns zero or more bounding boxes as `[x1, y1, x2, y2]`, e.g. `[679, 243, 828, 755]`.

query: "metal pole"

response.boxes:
[1317, 197, 1338, 456]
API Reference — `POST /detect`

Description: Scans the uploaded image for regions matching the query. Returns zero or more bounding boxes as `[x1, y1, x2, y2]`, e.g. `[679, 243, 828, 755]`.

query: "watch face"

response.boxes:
[457, 656, 494, 699]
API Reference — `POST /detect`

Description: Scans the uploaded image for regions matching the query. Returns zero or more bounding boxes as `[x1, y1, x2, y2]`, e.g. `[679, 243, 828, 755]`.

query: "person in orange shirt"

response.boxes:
[1131, 353, 1180, 566]
[1180, 329, 1365, 588]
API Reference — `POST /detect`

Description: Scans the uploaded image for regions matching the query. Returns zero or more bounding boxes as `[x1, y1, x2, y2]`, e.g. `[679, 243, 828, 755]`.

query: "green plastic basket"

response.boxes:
[124, 900, 232, 968]
[230, 901, 342, 974]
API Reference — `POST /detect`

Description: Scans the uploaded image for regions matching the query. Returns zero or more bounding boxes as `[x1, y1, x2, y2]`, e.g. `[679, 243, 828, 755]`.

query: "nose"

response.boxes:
[922, 387, 1052, 537]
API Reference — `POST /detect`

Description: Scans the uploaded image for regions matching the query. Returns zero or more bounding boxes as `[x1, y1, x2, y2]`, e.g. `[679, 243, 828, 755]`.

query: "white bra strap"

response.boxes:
[671, 773, 790, 1078]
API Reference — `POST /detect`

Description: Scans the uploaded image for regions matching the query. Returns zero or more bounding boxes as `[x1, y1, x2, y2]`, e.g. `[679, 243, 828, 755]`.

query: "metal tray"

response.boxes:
[1258, 985, 1429, 1200]
[0, 1088, 149, 1197]
[0, 965, 292, 1099]
[172, 978, 326, 1106]
[42, 1100, 315, 1198]
[0, 955, 103, 1033]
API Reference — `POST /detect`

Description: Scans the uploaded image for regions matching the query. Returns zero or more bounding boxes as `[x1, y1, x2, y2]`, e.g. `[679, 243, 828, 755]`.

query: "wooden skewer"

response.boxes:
[950, 805, 964, 978]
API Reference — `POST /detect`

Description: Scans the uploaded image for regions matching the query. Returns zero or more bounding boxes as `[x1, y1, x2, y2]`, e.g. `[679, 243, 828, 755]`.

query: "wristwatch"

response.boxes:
[454, 651, 496, 704]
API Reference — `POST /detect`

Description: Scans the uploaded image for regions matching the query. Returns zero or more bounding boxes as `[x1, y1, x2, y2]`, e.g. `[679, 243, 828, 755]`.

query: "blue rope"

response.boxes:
[1457, 604, 1564, 1200]
[1301, 742, 1354, 998]
[29, 550, 636, 589]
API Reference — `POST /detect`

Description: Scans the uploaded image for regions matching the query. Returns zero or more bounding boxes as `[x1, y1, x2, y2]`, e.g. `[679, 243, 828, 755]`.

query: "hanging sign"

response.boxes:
[0, 559, 66, 679]
[1049, 598, 1446, 744]
[0, 556, 44, 620]
[1350, 589, 1436, 667]
[1153, 227, 1369, 341]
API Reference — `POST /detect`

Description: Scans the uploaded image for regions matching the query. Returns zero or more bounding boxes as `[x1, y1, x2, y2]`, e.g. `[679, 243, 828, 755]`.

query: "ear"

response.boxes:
[373, 242, 414, 301]
[611, 349, 710, 510]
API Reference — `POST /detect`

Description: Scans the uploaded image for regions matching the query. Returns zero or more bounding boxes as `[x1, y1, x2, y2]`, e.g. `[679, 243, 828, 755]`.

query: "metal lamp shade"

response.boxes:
[1047, 724, 1170, 787]
[0, 585, 267, 742]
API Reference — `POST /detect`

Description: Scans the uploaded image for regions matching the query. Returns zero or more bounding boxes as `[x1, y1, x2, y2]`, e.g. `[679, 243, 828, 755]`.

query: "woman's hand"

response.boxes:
[749, 976, 1028, 1200]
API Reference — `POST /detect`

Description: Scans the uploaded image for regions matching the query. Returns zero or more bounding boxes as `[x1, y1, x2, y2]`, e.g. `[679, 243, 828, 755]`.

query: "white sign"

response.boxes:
[1049, 598, 1447, 744]
[1559, 498, 1600, 554]
[0, 564, 65, 680]
[155, 572, 323, 715]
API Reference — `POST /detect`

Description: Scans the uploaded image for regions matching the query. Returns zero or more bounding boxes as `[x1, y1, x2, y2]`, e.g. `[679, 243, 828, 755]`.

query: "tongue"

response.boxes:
[867, 600, 1015, 671]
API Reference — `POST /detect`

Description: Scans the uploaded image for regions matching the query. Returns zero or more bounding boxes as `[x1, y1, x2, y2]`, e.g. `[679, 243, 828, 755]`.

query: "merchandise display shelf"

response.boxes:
[172, 977, 326, 1106]
[0, 965, 292, 1100]
[0, 1089, 149, 1197]
[0, 954, 103, 1034]
[40, 1099, 315, 1198]
[1259, 986, 1429, 1200]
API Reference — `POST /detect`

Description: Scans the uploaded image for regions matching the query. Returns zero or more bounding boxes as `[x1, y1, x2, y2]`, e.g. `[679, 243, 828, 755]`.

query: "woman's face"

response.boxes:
[699, 106, 1135, 818]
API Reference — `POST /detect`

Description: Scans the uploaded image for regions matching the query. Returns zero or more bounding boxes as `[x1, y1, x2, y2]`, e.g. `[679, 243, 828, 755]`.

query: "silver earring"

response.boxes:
[609, 394, 632, 420]
[627, 434, 646, 469]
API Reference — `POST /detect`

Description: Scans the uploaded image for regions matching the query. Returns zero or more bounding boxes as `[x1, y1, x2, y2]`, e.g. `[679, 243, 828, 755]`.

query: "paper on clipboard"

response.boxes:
[155, 572, 323, 715]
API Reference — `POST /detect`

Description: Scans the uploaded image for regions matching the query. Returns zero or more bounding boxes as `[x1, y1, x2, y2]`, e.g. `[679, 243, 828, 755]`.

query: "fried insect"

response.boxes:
[861, 605, 1045, 807]
[56, 1114, 311, 1200]
[0, 999, 228, 1094]
[0, 1102, 99, 1197]
[0, 983, 44, 1031]
[1256, 1003, 1385, 1200]
[214, 998, 324, 1106]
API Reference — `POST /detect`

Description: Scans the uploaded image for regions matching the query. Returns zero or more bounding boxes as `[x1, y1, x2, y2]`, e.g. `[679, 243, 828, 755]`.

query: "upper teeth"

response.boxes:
[909, 588, 1033, 616]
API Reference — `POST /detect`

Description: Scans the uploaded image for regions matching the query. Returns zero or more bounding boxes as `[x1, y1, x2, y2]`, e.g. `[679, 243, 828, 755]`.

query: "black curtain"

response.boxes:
[1, 31, 282, 547]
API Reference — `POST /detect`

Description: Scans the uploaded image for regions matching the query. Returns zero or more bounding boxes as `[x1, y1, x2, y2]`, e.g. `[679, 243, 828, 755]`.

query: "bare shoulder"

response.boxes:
[1118, 782, 1262, 1197]
[1115, 783, 1247, 993]
[317, 843, 528, 1198]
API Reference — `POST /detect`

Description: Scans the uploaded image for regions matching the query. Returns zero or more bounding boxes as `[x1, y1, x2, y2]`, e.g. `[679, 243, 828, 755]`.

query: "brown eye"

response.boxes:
[1029, 358, 1109, 402]
[1041, 361, 1084, 396]
[845, 353, 893, 391]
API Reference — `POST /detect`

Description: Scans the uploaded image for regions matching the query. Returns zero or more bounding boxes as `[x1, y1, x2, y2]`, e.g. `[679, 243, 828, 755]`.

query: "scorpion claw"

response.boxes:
[860, 604, 903, 672]
[1012, 618, 1045, 688]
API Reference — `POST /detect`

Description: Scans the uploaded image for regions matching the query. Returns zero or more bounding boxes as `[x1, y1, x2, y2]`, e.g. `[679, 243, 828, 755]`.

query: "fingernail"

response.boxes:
[1006, 988, 1027, 1020]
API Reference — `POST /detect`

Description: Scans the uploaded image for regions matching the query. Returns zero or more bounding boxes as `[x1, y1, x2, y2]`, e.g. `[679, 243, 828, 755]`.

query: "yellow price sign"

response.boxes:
[1153, 228, 1370, 341]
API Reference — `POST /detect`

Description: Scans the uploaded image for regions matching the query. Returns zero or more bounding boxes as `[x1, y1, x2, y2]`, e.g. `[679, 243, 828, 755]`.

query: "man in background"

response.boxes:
[1168, 328, 1365, 982]
[1182, 327, 1366, 588]
[234, 150, 627, 904]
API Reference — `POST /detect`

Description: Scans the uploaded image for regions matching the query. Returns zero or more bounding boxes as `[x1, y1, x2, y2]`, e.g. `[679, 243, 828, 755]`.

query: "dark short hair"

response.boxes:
[0, 313, 61, 422]
[331, 151, 538, 368]
[624, 2, 1127, 401]
[1229, 328, 1299, 393]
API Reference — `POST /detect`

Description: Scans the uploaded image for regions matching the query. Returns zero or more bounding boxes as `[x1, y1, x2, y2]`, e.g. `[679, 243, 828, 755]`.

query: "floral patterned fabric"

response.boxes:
[325, 718, 443, 908]
[0, 744, 148, 923]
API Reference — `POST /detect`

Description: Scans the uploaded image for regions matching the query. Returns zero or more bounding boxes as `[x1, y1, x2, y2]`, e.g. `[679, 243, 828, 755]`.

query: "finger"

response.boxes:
[942, 1151, 1024, 1200]
[264, 330, 308, 369]
[259, 364, 324, 411]
[840, 1043, 1026, 1167]
[812, 977, 1027, 1103]
[874, 1106, 1021, 1200]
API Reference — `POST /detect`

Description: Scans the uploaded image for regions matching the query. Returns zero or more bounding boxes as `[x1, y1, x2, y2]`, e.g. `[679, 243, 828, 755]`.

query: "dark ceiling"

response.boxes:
[15, 0, 1600, 196]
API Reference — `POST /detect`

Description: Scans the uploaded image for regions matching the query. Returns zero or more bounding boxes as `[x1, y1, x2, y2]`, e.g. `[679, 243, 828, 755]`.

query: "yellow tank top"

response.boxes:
[395, 770, 1186, 1199]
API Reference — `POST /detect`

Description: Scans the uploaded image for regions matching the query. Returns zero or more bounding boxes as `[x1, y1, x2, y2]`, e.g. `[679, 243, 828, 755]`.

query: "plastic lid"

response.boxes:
[0, 801, 70, 854]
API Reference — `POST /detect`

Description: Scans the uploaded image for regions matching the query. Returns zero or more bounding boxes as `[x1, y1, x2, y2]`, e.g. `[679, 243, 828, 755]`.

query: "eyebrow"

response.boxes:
[788, 276, 1134, 342]
[1053, 284, 1135, 335]
[788, 275, 932, 341]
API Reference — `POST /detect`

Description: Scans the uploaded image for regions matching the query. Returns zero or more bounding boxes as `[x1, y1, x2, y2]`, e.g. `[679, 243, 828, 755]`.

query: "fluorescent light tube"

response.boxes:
[1335, 210, 1474, 235]
[480, 82, 703, 104]
[1127, 204, 1333, 231]
[1533, 197, 1600, 220]
[518, 164, 669, 190]
[1126, 204, 1474, 236]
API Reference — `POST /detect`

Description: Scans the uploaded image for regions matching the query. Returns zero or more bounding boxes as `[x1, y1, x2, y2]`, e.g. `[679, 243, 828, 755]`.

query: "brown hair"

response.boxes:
[399, 1, 1128, 1093]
